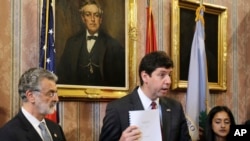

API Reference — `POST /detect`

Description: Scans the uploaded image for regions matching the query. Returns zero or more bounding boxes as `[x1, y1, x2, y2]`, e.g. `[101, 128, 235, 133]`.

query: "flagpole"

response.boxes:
[199, 0, 210, 114]
[147, 0, 151, 50]
[200, 0, 203, 6]
[197, 0, 210, 114]
[43, 0, 50, 69]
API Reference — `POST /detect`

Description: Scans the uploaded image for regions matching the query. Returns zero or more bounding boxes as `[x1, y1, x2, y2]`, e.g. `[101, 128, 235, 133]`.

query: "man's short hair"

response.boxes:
[18, 67, 58, 102]
[79, 0, 103, 17]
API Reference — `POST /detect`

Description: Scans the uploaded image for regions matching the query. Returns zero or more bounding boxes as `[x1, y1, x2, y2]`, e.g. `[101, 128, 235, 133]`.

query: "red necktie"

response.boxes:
[151, 101, 157, 109]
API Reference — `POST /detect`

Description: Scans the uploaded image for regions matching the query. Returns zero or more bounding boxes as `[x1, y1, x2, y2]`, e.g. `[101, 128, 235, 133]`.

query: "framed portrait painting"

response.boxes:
[54, 0, 138, 101]
[171, 0, 228, 90]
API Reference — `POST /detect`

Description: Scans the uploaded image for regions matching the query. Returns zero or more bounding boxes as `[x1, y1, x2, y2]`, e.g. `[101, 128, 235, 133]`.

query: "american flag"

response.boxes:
[39, 0, 58, 123]
[40, 0, 55, 72]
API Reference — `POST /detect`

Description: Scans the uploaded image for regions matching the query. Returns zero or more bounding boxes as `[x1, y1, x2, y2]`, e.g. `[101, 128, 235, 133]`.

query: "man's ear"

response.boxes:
[141, 71, 149, 84]
[81, 16, 86, 24]
[26, 90, 36, 103]
[99, 17, 102, 24]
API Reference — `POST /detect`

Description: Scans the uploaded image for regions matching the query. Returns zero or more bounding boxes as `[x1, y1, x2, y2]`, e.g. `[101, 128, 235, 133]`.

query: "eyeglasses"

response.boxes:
[33, 89, 57, 97]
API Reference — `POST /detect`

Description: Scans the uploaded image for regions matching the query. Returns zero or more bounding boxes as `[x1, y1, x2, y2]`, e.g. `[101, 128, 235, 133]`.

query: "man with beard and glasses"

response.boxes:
[100, 51, 191, 141]
[0, 68, 66, 141]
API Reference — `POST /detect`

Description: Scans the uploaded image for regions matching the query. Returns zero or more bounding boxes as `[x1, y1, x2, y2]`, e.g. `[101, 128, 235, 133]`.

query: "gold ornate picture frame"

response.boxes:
[54, 0, 137, 101]
[171, 0, 227, 90]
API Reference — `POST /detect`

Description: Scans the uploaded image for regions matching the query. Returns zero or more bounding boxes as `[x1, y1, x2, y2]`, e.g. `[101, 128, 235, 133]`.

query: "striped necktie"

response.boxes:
[39, 122, 52, 141]
[151, 101, 157, 109]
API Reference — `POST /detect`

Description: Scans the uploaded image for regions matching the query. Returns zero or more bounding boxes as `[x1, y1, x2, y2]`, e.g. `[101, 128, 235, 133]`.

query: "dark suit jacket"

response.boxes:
[0, 110, 66, 141]
[99, 87, 191, 141]
[57, 29, 125, 87]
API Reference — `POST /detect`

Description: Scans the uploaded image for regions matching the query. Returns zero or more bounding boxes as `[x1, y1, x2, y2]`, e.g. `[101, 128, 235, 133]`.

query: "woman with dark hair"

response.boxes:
[205, 106, 236, 141]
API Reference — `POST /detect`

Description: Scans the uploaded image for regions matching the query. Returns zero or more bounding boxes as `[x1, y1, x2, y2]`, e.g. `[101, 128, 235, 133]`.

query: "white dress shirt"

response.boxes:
[86, 31, 98, 52]
[21, 107, 52, 140]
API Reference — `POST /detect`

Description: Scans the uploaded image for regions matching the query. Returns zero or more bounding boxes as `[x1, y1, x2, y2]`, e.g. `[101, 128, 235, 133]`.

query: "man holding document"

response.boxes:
[100, 51, 191, 141]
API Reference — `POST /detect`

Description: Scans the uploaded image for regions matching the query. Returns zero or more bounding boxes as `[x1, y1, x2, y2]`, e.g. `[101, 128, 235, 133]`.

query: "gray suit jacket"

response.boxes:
[100, 87, 191, 141]
[0, 110, 66, 141]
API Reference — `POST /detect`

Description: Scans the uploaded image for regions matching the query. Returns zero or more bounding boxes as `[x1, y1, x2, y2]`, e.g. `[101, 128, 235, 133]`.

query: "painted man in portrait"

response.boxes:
[57, 0, 125, 87]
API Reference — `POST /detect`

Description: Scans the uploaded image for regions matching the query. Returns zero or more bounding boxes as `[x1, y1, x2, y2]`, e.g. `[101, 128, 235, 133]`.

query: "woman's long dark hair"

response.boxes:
[205, 106, 236, 141]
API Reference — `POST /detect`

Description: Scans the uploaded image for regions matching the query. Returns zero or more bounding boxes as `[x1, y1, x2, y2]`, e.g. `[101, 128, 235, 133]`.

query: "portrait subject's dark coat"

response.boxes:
[57, 29, 125, 87]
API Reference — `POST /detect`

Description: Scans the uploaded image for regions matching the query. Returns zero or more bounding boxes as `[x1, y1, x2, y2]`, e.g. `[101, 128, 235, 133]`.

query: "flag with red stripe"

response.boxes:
[146, 0, 157, 53]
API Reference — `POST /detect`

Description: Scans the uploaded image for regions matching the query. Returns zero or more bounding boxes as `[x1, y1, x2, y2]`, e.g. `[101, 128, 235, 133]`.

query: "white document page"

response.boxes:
[129, 110, 162, 141]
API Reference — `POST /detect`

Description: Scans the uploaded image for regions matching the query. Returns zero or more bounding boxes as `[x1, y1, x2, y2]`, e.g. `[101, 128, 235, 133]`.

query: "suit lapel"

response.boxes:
[69, 33, 86, 74]
[46, 120, 61, 141]
[160, 98, 171, 141]
[129, 88, 144, 110]
[46, 119, 66, 141]
[26, 130, 43, 141]
[18, 111, 43, 141]
[93, 33, 106, 79]
[128, 87, 144, 111]
[47, 122, 58, 141]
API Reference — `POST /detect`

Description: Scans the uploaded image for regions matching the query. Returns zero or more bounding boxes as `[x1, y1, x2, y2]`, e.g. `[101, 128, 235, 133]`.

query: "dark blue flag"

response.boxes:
[40, 0, 55, 73]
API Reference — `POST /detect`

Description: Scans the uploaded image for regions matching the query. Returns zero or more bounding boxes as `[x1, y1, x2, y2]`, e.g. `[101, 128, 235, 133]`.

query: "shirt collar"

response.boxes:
[21, 107, 43, 128]
[86, 30, 98, 37]
[137, 87, 159, 110]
